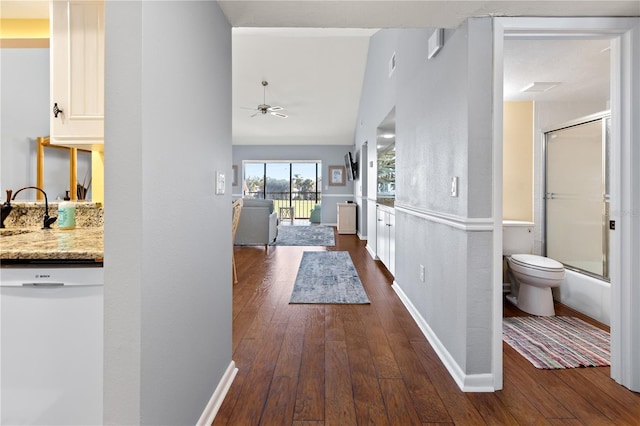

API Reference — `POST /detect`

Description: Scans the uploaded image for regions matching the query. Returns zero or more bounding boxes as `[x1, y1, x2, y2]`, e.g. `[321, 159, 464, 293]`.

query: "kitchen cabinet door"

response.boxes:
[376, 206, 395, 276]
[50, 0, 105, 151]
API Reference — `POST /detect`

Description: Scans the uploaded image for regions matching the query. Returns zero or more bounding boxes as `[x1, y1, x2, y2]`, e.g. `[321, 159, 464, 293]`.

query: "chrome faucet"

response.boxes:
[1, 189, 13, 228]
[12, 186, 57, 229]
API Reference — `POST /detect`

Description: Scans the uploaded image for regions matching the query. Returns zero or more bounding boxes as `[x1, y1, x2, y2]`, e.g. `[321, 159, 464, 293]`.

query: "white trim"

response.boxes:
[196, 361, 238, 426]
[322, 193, 354, 198]
[357, 231, 368, 241]
[394, 203, 493, 231]
[365, 243, 377, 260]
[611, 19, 640, 392]
[492, 18, 505, 392]
[392, 282, 495, 392]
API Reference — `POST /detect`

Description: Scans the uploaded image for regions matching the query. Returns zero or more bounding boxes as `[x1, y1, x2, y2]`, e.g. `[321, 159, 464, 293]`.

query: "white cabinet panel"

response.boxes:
[50, 0, 105, 150]
[376, 206, 395, 275]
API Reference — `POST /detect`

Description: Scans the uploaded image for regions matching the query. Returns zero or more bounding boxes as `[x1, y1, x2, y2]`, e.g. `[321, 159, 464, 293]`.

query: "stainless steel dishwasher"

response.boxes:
[0, 263, 103, 425]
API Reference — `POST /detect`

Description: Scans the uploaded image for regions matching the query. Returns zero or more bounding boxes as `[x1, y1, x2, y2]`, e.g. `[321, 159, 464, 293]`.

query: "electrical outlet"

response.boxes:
[419, 264, 425, 282]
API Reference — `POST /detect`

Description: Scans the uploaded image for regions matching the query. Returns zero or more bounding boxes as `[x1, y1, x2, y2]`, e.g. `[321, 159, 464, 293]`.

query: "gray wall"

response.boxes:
[0, 48, 91, 201]
[104, 1, 233, 424]
[355, 30, 400, 250]
[232, 144, 355, 224]
[354, 20, 495, 384]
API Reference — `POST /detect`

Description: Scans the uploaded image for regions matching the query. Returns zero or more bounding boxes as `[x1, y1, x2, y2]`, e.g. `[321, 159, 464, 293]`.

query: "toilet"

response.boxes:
[503, 221, 565, 316]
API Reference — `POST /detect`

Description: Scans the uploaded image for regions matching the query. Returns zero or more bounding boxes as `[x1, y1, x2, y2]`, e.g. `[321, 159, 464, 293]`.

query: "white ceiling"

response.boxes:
[232, 28, 374, 145]
[4, 1, 637, 145]
[503, 38, 611, 103]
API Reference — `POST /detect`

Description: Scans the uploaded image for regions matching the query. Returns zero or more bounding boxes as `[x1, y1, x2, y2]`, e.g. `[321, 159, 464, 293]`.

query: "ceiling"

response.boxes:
[503, 38, 611, 103]
[4, 1, 637, 145]
[232, 28, 374, 146]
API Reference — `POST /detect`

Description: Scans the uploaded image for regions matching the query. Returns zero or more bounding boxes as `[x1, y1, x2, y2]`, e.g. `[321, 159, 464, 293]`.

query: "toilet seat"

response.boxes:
[508, 254, 565, 280]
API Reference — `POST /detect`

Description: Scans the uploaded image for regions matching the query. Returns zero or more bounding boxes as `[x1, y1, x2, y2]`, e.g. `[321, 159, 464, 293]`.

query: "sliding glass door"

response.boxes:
[545, 115, 609, 279]
[243, 161, 322, 219]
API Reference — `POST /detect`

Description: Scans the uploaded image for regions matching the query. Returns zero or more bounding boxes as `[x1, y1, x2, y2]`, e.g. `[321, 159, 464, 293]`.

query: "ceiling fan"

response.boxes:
[242, 80, 288, 118]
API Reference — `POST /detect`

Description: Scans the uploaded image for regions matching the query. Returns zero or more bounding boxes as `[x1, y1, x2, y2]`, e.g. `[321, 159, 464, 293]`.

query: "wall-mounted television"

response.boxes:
[344, 152, 358, 181]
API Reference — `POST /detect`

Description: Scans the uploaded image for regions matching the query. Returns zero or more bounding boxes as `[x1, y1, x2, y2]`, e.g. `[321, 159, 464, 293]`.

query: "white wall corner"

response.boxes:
[392, 282, 496, 392]
[196, 361, 238, 426]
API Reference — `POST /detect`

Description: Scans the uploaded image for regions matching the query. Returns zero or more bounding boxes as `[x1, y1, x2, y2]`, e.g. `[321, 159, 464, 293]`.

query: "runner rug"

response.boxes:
[289, 251, 370, 304]
[273, 225, 335, 246]
[503, 316, 610, 369]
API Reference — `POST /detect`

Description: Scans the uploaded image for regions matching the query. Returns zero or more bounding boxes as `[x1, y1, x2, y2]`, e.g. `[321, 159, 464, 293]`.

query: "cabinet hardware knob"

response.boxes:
[53, 103, 63, 118]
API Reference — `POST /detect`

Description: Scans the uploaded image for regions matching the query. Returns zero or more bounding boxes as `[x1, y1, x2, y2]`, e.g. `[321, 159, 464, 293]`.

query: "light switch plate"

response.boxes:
[450, 176, 458, 197]
[216, 171, 225, 195]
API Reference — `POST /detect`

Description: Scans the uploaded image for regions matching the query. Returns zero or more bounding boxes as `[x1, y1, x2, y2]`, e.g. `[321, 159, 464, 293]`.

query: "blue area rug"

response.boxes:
[290, 251, 370, 304]
[273, 225, 335, 246]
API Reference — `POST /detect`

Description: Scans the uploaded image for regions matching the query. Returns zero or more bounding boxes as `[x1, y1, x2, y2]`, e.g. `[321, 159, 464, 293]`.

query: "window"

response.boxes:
[243, 161, 322, 218]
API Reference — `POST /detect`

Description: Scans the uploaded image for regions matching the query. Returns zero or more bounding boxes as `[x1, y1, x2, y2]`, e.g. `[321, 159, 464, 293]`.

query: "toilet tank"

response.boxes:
[503, 220, 534, 255]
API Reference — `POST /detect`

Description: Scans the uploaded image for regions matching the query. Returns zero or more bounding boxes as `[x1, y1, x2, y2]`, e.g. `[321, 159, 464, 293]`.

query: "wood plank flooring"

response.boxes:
[214, 229, 640, 425]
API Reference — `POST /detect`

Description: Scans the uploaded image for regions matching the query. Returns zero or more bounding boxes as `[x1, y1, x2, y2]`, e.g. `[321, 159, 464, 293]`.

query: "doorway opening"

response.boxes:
[494, 17, 638, 392]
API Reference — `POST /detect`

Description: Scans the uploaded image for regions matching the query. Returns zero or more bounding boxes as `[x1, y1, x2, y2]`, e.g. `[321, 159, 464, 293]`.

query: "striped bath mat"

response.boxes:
[503, 316, 610, 369]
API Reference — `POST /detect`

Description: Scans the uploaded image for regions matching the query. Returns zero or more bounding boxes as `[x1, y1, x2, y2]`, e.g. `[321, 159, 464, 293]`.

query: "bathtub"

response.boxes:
[553, 269, 611, 326]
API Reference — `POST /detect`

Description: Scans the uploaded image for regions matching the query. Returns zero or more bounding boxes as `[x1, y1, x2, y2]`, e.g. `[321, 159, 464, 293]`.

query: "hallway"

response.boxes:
[215, 230, 640, 425]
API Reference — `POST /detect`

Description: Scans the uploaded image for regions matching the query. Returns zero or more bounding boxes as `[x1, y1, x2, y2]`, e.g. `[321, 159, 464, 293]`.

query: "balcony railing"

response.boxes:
[244, 191, 321, 219]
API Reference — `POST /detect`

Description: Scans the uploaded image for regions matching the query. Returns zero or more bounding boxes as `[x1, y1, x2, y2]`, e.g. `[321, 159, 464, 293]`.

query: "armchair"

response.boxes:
[234, 198, 278, 248]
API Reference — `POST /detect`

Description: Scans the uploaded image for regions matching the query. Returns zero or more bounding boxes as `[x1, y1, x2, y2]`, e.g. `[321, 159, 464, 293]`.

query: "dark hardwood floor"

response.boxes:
[214, 229, 640, 425]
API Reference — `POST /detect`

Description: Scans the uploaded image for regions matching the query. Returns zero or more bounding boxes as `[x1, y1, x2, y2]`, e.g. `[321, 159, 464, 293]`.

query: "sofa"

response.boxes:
[234, 198, 278, 247]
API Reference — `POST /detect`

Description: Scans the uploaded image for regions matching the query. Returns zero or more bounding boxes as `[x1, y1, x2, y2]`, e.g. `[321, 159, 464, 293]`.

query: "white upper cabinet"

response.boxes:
[50, 0, 105, 151]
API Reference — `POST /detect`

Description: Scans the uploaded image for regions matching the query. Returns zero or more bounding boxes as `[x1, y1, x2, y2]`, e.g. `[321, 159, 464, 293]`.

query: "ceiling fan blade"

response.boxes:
[249, 112, 259, 117]
[240, 106, 257, 110]
[271, 112, 288, 119]
[268, 106, 284, 112]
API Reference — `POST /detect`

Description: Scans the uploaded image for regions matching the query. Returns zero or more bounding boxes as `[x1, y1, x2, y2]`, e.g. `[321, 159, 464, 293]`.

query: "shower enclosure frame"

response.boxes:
[542, 111, 611, 281]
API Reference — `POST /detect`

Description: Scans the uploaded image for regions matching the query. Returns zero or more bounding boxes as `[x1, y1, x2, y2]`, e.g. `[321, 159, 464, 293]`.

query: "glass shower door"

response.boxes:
[545, 117, 609, 279]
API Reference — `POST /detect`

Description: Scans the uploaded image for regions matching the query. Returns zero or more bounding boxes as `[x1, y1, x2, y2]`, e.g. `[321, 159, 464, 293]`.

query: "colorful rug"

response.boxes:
[503, 316, 610, 369]
[273, 225, 335, 246]
[289, 251, 369, 304]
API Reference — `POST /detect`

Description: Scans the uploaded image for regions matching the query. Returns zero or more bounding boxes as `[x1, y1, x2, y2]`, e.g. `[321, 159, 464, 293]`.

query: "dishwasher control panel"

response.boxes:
[0, 266, 104, 286]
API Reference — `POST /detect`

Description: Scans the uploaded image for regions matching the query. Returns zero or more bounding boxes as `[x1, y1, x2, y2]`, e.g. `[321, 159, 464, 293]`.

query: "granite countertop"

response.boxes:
[0, 227, 104, 261]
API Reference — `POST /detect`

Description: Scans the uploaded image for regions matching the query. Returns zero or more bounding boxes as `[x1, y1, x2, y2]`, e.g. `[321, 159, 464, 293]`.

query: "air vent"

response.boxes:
[428, 28, 444, 59]
[521, 82, 561, 93]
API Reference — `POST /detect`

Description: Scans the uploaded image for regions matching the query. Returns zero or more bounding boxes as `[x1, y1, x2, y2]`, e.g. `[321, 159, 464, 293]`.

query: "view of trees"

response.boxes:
[245, 174, 319, 200]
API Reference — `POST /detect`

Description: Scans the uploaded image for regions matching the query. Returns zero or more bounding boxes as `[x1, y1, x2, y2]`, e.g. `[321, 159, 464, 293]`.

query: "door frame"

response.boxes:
[492, 17, 640, 391]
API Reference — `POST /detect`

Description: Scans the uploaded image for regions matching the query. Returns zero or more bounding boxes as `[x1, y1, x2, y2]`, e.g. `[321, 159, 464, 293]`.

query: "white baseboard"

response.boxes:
[196, 360, 238, 426]
[365, 244, 377, 260]
[391, 282, 496, 392]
